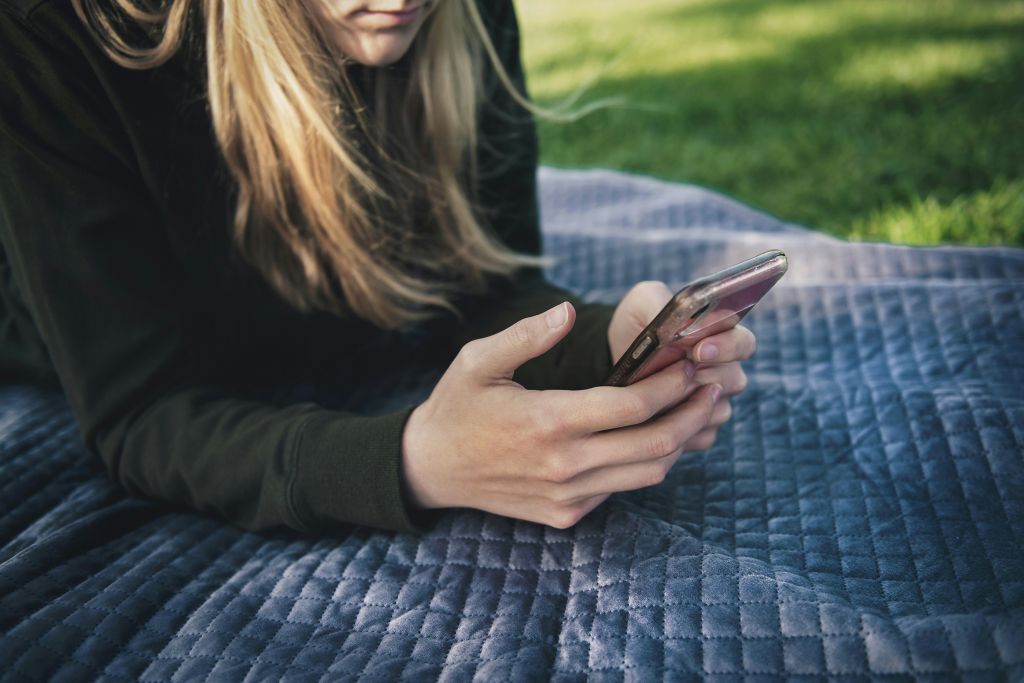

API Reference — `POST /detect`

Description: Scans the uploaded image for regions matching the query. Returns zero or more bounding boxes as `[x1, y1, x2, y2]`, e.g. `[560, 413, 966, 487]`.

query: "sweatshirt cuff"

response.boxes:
[290, 407, 442, 534]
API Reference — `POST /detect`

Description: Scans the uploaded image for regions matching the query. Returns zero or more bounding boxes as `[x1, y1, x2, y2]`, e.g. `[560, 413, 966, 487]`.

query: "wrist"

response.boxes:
[401, 402, 446, 510]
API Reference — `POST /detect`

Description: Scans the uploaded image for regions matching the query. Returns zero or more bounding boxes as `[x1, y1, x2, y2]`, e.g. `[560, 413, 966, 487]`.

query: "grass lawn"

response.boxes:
[517, 0, 1024, 245]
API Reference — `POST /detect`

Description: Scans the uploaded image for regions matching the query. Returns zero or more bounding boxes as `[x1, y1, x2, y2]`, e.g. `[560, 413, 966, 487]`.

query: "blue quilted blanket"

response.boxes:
[2, 168, 1022, 681]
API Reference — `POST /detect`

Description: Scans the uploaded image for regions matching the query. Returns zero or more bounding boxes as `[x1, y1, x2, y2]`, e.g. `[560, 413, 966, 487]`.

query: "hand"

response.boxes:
[401, 301, 722, 529]
[607, 280, 757, 451]
[608, 280, 675, 366]
[683, 322, 755, 450]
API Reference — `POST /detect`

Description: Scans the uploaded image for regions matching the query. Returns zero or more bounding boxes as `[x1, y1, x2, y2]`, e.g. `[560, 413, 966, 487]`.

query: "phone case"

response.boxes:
[605, 250, 788, 386]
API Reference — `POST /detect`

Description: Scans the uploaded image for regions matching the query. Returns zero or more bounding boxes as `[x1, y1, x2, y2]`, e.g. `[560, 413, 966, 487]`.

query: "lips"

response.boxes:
[353, 4, 424, 27]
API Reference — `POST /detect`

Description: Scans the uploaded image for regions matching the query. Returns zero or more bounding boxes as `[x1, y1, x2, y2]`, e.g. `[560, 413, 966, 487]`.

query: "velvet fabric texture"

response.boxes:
[1, 169, 1022, 680]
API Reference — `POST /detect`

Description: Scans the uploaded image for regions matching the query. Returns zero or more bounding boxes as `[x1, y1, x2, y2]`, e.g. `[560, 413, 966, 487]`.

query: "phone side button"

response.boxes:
[632, 335, 654, 360]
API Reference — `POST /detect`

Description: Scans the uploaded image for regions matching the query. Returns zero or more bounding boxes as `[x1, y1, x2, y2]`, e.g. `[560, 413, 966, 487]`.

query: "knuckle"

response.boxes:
[547, 486, 574, 506]
[719, 400, 733, 424]
[547, 505, 583, 530]
[542, 454, 576, 484]
[621, 392, 653, 424]
[547, 517, 570, 530]
[457, 341, 484, 373]
[643, 464, 667, 488]
[541, 480, 572, 505]
[736, 326, 756, 357]
[734, 370, 749, 394]
[711, 400, 732, 428]
[533, 405, 569, 439]
[647, 430, 678, 460]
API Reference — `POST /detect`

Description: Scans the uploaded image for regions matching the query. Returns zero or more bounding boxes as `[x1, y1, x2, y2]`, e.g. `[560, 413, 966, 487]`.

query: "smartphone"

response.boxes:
[605, 249, 788, 386]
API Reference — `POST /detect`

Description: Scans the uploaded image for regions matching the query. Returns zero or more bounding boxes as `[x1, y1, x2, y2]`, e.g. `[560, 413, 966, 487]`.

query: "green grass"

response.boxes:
[517, 0, 1024, 245]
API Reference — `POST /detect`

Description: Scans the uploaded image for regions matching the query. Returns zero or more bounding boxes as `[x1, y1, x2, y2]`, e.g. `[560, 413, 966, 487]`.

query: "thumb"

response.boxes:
[630, 281, 674, 326]
[465, 301, 576, 380]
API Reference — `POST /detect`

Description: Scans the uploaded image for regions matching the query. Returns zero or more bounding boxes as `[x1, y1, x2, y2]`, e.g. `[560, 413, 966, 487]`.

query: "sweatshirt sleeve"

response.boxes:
[453, 0, 616, 391]
[0, 9, 436, 535]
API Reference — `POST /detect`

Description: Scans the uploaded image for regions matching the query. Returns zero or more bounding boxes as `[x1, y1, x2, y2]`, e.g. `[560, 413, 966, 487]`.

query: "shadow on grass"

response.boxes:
[527, 4, 1024, 244]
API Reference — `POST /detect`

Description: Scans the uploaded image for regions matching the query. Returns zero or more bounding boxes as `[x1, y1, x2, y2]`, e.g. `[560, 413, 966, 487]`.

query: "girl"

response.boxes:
[0, 0, 753, 533]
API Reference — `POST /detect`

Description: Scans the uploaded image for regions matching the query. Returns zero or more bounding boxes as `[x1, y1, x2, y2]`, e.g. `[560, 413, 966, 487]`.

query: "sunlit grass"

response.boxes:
[851, 177, 1024, 245]
[836, 41, 1016, 91]
[518, 0, 1024, 245]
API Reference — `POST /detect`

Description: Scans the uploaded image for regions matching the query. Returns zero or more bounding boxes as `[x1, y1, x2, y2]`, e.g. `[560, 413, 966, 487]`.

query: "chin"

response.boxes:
[347, 35, 417, 67]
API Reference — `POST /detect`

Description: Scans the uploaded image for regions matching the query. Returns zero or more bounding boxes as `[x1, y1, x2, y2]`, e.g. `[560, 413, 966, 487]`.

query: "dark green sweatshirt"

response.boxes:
[0, 0, 615, 534]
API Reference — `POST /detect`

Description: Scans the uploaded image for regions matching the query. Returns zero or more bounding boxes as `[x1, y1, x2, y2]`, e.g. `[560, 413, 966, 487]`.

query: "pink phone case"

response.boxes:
[606, 250, 788, 386]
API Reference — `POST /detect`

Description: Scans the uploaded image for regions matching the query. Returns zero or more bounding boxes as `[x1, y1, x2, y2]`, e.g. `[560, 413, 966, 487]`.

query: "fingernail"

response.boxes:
[699, 343, 719, 362]
[545, 302, 568, 329]
[711, 383, 723, 402]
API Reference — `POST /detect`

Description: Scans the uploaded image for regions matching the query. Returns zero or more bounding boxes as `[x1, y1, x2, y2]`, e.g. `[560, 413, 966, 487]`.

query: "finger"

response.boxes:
[685, 401, 733, 451]
[708, 398, 732, 428]
[571, 383, 722, 474]
[486, 492, 610, 530]
[459, 301, 576, 380]
[542, 394, 730, 505]
[627, 281, 673, 326]
[692, 363, 748, 397]
[545, 493, 611, 529]
[692, 324, 757, 364]
[545, 358, 697, 433]
[686, 427, 719, 452]
[560, 450, 684, 503]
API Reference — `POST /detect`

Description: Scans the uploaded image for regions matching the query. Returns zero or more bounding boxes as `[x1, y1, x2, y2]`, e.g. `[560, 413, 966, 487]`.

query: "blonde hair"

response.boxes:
[72, 0, 546, 329]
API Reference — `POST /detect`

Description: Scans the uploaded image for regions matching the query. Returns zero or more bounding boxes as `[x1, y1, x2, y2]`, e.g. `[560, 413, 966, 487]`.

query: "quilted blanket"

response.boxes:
[2, 168, 1022, 681]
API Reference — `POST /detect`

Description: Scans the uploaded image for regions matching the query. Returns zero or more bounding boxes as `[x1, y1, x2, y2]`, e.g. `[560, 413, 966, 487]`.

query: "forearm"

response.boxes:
[99, 384, 438, 534]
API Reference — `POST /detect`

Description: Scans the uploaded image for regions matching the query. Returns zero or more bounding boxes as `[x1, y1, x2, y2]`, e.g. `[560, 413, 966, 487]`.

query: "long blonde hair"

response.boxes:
[72, 0, 545, 329]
